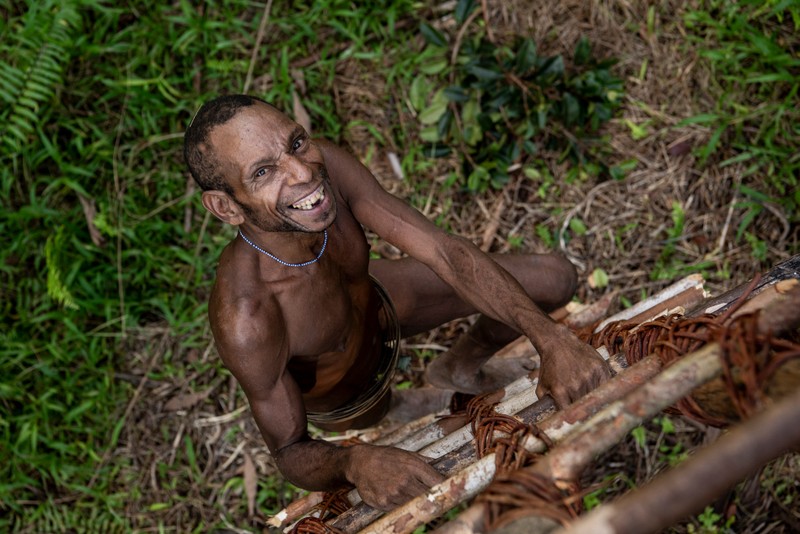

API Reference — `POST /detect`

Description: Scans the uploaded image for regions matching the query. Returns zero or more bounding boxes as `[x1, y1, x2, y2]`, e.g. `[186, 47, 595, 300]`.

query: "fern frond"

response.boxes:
[45, 226, 78, 310]
[0, 1, 82, 153]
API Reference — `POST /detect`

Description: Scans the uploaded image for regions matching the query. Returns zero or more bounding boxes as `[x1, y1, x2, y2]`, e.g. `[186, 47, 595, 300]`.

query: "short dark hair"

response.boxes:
[183, 94, 273, 193]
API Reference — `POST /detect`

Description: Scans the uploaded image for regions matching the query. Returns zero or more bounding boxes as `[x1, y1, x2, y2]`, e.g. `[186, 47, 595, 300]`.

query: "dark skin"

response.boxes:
[199, 102, 611, 511]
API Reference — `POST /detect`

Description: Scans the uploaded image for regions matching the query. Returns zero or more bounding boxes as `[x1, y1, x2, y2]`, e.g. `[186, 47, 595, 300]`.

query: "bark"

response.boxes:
[532, 343, 724, 484]
[687, 253, 800, 317]
[396, 376, 536, 454]
[559, 388, 800, 534]
[593, 274, 706, 333]
[682, 280, 800, 423]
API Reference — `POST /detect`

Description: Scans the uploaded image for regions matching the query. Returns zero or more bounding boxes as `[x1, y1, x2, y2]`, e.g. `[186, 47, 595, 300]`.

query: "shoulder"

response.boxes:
[209, 247, 287, 374]
[315, 139, 376, 189]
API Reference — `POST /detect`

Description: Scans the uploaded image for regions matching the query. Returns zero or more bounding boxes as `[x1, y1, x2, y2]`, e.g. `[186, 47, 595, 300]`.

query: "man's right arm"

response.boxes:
[211, 296, 443, 510]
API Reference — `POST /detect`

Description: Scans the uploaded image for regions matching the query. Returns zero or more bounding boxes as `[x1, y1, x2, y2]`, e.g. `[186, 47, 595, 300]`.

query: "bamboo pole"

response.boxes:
[394, 376, 536, 454]
[687, 253, 799, 317]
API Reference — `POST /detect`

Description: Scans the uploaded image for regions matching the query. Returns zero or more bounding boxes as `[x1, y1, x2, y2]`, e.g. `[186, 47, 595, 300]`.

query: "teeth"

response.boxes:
[292, 187, 324, 210]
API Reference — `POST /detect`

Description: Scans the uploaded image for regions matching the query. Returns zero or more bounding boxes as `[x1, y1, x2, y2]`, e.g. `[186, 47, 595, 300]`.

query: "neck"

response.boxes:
[237, 225, 328, 267]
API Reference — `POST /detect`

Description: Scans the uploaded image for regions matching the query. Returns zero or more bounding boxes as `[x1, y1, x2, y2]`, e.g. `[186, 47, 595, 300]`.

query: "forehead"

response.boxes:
[209, 102, 298, 166]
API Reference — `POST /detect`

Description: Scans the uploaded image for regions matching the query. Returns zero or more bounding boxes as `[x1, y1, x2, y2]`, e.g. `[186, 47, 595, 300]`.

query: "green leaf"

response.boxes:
[563, 92, 580, 125]
[455, 0, 478, 25]
[419, 100, 447, 125]
[409, 76, 428, 111]
[677, 113, 720, 126]
[589, 268, 609, 289]
[420, 23, 447, 47]
[467, 165, 489, 191]
[420, 125, 440, 142]
[631, 426, 647, 448]
[570, 218, 588, 236]
[699, 124, 727, 164]
[443, 86, 469, 103]
[420, 59, 448, 75]
[574, 36, 591, 65]
[515, 39, 537, 72]
[466, 64, 505, 81]
[623, 119, 649, 140]
[538, 55, 564, 80]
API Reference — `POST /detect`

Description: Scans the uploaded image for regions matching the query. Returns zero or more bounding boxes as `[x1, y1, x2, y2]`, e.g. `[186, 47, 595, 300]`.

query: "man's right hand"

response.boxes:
[346, 444, 445, 511]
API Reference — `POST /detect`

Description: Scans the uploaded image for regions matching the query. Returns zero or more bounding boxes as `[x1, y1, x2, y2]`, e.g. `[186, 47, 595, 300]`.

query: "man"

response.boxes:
[183, 94, 610, 511]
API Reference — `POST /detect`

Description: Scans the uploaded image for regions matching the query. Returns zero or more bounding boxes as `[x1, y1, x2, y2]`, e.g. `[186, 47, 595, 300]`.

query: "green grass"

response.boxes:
[1, 0, 797, 531]
[684, 0, 800, 222]
[0, 0, 425, 529]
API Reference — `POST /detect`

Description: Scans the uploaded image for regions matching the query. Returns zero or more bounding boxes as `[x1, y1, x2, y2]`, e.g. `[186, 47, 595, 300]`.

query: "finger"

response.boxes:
[389, 480, 428, 508]
[417, 466, 446, 488]
[550, 386, 570, 409]
[535, 381, 548, 400]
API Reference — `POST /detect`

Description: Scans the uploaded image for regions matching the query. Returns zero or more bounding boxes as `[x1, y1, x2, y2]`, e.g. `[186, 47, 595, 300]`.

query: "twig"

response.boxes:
[243, 0, 274, 94]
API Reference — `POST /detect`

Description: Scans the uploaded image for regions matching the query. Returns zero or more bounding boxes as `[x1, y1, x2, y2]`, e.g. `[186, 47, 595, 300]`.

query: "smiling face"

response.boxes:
[208, 102, 336, 234]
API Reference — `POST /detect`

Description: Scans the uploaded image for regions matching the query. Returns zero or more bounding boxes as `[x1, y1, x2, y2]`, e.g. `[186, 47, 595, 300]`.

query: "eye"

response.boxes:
[292, 135, 306, 152]
[255, 167, 266, 178]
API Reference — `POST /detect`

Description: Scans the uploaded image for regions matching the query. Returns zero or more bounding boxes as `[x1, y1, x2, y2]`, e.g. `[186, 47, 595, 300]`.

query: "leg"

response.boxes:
[370, 252, 577, 394]
[370, 252, 577, 337]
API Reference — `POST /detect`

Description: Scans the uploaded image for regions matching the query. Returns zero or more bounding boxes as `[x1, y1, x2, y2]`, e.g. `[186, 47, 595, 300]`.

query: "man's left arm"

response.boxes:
[318, 140, 610, 406]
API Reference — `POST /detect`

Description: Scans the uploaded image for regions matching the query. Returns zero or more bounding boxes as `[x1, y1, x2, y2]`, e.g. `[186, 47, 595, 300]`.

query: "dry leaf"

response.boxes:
[164, 386, 213, 411]
[77, 193, 105, 247]
[243, 451, 257, 517]
[293, 91, 312, 134]
[291, 68, 307, 94]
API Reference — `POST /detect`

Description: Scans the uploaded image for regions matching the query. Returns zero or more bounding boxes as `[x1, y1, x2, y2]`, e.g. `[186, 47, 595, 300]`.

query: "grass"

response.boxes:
[1, 0, 797, 531]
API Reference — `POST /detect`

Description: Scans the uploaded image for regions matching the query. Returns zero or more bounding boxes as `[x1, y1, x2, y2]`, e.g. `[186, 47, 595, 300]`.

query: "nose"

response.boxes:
[281, 154, 313, 186]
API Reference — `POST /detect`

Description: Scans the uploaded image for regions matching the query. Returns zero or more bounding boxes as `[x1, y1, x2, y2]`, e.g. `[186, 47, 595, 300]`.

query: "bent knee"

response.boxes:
[516, 253, 577, 311]
[544, 253, 577, 308]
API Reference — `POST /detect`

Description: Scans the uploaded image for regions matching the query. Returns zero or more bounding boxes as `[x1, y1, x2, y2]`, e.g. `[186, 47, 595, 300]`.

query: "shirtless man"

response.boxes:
[183, 95, 610, 511]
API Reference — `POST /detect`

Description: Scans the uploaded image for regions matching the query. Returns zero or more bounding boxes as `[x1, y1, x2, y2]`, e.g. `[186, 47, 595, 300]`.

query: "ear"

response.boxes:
[201, 190, 245, 226]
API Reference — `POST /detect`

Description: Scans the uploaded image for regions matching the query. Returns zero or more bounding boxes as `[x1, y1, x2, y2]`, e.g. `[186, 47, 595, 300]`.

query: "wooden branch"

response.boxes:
[682, 280, 800, 424]
[534, 343, 724, 484]
[418, 383, 540, 459]
[397, 376, 536, 454]
[342, 355, 666, 533]
[273, 278, 689, 528]
[594, 274, 706, 333]
[687, 253, 800, 317]
[559, 388, 800, 534]
[536, 283, 800, 483]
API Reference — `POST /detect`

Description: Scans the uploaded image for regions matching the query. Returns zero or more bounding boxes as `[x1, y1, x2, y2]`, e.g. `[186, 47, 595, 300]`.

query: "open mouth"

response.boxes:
[290, 186, 325, 211]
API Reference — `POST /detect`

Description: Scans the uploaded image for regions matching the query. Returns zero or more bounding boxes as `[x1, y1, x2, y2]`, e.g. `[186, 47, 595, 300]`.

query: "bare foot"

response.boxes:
[384, 387, 453, 424]
[424, 354, 535, 395]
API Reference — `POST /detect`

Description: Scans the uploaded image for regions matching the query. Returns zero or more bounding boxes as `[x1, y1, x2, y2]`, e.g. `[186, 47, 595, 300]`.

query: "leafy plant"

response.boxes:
[0, 1, 81, 157]
[412, 6, 623, 191]
[684, 0, 800, 222]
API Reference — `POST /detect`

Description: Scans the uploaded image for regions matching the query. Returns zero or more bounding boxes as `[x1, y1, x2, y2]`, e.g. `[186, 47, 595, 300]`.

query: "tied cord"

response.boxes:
[239, 229, 328, 267]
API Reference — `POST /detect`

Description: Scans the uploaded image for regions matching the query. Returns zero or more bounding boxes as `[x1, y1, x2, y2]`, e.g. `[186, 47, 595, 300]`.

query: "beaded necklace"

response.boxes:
[239, 229, 328, 267]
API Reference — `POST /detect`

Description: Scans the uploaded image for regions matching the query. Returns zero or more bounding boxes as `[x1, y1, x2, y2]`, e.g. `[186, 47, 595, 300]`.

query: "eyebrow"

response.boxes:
[244, 125, 307, 179]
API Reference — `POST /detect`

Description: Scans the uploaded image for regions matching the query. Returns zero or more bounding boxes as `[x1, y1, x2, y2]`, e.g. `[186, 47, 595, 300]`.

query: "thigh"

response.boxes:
[369, 252, 576, 338]
[370, 257, 472, 338]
